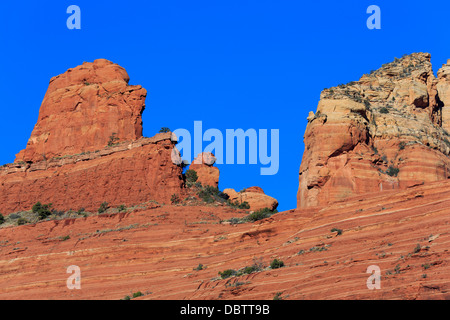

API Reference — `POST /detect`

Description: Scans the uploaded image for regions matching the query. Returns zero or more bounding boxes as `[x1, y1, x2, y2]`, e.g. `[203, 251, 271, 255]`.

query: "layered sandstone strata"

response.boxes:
[0, 133, 184, 213]
[16, 59, 146, 163]
[298, 53, 450, 208]
[1, 177, 449, 300]
[189, 152, 220, 187]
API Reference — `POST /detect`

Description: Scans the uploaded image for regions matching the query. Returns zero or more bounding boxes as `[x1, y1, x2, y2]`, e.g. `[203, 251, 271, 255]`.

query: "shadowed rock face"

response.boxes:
[15, 59, 147, 163]
[298, 53, 450, 208]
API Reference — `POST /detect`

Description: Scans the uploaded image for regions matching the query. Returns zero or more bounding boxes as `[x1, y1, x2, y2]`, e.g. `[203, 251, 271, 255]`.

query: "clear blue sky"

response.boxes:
[1, 1, 449, 211]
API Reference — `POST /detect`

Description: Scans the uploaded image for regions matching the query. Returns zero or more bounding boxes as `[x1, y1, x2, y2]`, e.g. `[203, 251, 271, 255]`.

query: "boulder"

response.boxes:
[189, 152, 220, 188]
[224, 187, 278, 211]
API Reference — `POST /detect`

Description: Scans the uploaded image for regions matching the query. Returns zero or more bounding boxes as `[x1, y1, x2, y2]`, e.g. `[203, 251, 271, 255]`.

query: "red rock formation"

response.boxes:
[0, 134, 184, 213]
[224, 187, 278, 211]
[298, 53, 450, 208]
[1, 60, 184, 213]
[189, 152, 220, 188]
[15, 59, 146, 163]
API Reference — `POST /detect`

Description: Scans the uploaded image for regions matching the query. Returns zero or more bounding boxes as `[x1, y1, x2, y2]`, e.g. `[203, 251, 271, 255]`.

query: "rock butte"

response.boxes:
[1, 60, 186, 213]
[298, 53, 450, 208]
[16, 59, 147, 163]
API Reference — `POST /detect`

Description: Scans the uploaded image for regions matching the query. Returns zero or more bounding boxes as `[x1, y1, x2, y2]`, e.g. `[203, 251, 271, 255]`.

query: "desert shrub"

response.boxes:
[171, 194, 181, 204]
[228, 217, 244, 225]
[185, 169, 198, 187]
[247, 207, 278, 222]
[270, 259, 284, 269]
[218, 269, 237, 279]
[273, 292, 283, 300]
[399, 142, 406, 150]
[117, 204, 127, 212]
[227, 200, 250, 210]
[107, 133, 119, 146]
[159, 127, 171, 133]
[197, 186, 227, 204]
[386, 166, 400, 177]
[8, 213, 20, 220]
[98, 202, 109, 214]
[32, 202, 53, 220]
[380, 107, 389, 114]
[52, 210, 65, 217]
[242, 263, 263, 274]
[331, 228, 343, 236]
[195, 264, 204, 271]
[0, 214, 4, 225]
[132, 291, 143, 298]
[17, 218, 28, 225]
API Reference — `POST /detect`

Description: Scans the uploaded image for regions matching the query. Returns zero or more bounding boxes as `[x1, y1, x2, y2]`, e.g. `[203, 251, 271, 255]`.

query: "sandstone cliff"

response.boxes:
[298, 53, 450, 208]
[1, 60, 184, 212]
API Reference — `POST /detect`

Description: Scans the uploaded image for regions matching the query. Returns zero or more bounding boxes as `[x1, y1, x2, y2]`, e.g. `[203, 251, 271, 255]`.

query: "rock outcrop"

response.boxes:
[16, 59, 147, 163]
[0, 133, 184, 213]
[224, 187, 278, 211]
[298, 53, 450, 208]
[1, 60, 184, 213]
[1, 177, 449, 300]
[189, 152, 220, 188]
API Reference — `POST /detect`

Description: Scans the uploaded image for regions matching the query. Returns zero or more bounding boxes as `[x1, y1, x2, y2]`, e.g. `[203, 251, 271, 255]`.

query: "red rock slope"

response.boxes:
[0, 180, 448, 300]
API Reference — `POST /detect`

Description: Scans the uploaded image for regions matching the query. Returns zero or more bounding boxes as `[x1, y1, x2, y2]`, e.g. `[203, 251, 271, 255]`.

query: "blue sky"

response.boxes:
[1, 1, 450, 211]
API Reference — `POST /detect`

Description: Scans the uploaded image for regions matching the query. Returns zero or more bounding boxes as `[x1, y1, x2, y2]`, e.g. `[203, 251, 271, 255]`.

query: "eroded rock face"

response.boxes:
[1, 60, 185, 212]
[15, 59, 147, 163]
[298, 53, 450, 208]
[224, 187, 278, 211]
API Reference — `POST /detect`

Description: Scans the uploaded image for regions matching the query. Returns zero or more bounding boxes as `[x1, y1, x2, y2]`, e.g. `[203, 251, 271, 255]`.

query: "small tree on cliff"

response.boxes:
[107, 133, 119, 146]
[32, 202, 53, 220]
[159, 127, 171, 133]
[185, 169, 198, 187]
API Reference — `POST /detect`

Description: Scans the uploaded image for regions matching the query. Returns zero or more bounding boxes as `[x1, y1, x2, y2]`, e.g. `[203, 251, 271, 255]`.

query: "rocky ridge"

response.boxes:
[298, 53, 450, 208]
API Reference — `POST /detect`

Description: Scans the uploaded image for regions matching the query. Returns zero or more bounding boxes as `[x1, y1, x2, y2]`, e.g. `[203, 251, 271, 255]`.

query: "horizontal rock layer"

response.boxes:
[0, 133, 184, 213]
